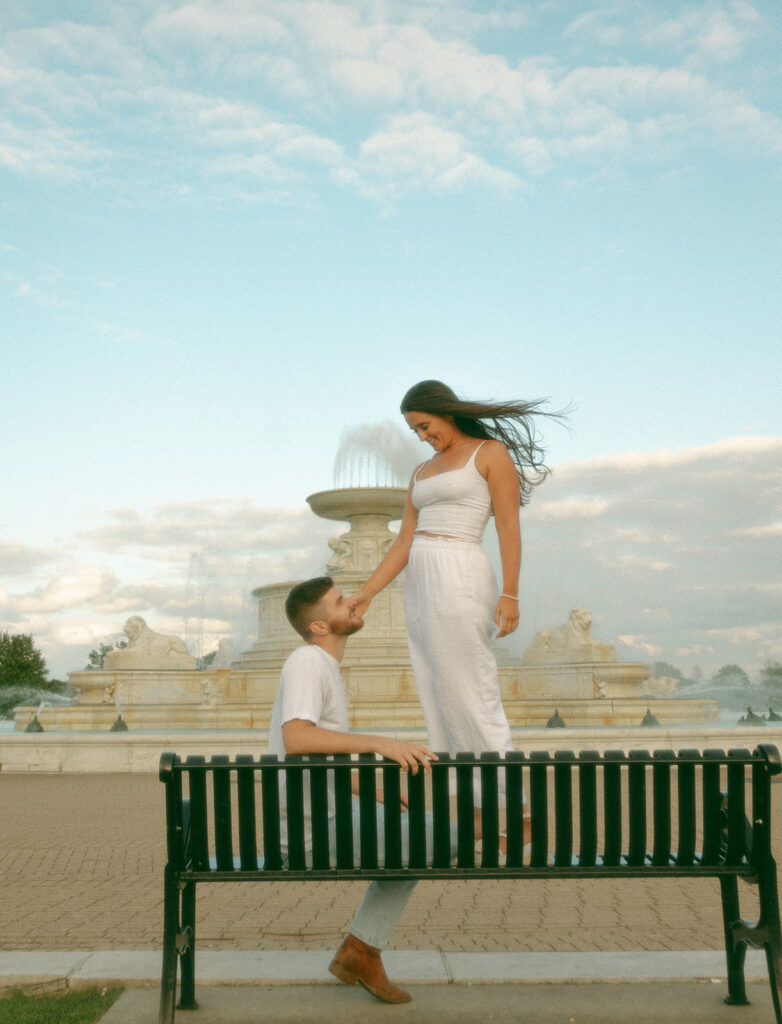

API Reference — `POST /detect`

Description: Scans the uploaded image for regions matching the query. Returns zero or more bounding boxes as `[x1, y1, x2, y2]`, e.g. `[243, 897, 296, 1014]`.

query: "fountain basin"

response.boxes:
[306, 487, 406, 522]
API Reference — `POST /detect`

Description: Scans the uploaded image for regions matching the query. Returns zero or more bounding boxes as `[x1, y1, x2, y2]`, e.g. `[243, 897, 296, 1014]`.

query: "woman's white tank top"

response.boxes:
[412, 442, 492, 542]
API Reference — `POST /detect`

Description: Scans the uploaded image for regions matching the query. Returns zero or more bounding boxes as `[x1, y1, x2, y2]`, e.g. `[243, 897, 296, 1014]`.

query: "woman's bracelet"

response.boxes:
[500, 593, 519, 601]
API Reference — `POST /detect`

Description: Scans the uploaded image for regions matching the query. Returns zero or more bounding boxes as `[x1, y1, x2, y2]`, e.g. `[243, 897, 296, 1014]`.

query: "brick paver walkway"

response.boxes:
[2, 773, 778, 954]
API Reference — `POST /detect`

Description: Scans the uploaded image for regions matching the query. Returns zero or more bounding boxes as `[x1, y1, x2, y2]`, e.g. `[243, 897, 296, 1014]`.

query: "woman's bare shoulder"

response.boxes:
[476, 438, 511, 464]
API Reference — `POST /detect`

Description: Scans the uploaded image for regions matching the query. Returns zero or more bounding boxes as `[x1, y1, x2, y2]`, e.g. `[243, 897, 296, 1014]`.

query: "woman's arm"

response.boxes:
[481, 442, 522, 638]
[347, 474, 420, 616]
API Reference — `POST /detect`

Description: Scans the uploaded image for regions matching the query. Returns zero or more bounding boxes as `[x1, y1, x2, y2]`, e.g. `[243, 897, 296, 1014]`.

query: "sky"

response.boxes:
[1, 0, 780, 682]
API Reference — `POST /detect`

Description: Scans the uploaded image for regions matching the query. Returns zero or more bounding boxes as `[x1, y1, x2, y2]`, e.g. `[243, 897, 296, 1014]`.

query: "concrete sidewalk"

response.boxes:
[1, 950, 777, 1023]
[100, 982, 778, 1024]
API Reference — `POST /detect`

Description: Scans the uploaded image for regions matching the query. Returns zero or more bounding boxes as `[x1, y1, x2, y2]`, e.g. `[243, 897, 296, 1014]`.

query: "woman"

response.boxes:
[348, 380, 556, 818]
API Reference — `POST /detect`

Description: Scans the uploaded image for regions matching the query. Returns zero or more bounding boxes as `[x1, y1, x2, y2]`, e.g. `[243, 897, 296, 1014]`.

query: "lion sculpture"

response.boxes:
[103, 616, 197, 671]
[522, 608, 616, 666]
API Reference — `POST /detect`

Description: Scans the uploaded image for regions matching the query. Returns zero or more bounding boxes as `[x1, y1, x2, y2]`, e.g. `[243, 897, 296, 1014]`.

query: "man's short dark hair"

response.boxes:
[285, 576, 334, 638]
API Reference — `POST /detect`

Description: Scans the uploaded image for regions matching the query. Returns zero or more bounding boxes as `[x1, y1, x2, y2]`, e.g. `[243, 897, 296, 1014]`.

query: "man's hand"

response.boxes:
[373, 738, 437, 774]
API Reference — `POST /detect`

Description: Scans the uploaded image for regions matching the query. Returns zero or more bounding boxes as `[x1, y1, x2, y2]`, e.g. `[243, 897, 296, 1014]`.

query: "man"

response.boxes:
[269, 576, 438, 1005]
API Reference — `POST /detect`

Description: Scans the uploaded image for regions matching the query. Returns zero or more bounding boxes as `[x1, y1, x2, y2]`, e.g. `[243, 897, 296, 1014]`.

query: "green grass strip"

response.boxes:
[0, 986, 123, 1024]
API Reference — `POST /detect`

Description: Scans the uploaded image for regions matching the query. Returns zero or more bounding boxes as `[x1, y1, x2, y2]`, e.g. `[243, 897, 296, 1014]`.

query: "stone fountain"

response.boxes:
[14, 486, 717, 732]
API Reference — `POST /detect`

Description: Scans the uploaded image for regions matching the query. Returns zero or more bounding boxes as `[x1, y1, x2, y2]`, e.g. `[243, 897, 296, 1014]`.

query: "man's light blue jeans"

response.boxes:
[336, 800, 458, 949]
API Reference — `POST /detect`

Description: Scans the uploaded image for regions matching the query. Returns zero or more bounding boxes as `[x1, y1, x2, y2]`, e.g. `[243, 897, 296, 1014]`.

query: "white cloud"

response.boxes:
[331, 57, 404, 103]
[566, 2, 763, 67]
[525, 497, 610, 522]
[80, 499, 333, 562]
[736, 523, 782, 538]
[0, 540, 58, 575]
[617, 635, 664, 658]
[355, 111, 520, 199]
[2, 1, 778, 204]
[13, 566, 118, 614]
[146, 2, 291, 50]
[52, 622, 124, 648]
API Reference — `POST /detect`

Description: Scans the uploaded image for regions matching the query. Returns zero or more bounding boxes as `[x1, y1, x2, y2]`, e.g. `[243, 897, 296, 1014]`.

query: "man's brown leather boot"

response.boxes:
[328, 933, 412, 1004]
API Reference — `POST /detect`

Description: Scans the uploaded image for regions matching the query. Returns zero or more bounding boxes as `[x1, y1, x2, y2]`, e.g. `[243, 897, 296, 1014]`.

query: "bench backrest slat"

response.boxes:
[163, 755, 185, 866]
[701, 750, 725, 866]
[652, 751, 675, 866]
[186, 756, 210, 871]
[310, 761, 331, 870]
[676, 750, 698, 866]
[212, 755, 234, 871]
[751, 743, 781, 864]
[358, 754, 379, 870]
[628, 750, 648, 866]
[480, 752, 501, 868]
[284, 761, 307, 870]
[236, 755, 259, 870]
[334, 755, 354, 869]
[382, 763, 403, 869]
[407, 764, 428, 868]
[455, 754, 476, 868]
[578, 752, 599, 867]
[602, 751, 624, 867]
[432, 758, 452, 869]
[727, 751, 750, 866]
[529, 752, 550, 867]
[504, 752, 526, 868]
[554, 751, 574, 867]
[260, 755, 283, 871]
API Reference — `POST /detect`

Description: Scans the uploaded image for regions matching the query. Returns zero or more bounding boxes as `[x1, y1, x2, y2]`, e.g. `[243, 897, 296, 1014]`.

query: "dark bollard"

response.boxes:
[546, 709, 565, 728]
[25, 714, 44, 733]
[110, 714, 129, 732]
[641, 707, 660, 727]
[738, 706, 764, 725]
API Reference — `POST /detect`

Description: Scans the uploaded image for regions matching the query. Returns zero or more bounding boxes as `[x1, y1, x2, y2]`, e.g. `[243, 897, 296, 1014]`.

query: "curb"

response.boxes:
[0, 949, 771, 994]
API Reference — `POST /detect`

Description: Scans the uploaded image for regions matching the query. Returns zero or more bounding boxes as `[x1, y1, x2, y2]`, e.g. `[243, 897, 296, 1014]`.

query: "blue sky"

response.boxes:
[1, 0, 780, 681]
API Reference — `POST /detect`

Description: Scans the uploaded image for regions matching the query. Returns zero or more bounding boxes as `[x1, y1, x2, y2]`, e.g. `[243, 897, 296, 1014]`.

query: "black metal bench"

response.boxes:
[159, 744, 782, 1023]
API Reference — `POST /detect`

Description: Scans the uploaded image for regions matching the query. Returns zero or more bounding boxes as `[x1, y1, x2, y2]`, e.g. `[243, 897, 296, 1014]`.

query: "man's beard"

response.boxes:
[330, 618, 364, 637]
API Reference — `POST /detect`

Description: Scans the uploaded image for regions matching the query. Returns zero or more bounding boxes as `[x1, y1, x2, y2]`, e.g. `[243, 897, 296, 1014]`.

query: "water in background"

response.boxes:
[0, 685, 74, 723]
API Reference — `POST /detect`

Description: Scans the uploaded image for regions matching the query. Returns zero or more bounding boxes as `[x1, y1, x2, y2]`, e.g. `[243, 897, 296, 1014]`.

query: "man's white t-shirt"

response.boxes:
[268, 644, 348, 850]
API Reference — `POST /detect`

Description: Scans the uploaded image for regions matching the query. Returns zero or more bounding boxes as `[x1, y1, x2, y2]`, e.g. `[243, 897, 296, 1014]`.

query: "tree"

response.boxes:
[652, 661, 685, 681]
[197, 649, 218, 670]
[710, 664, 751, 688]
[0, 632, 47, 689]
[85, 640, 127, 670]
[760, 662, 782, 692]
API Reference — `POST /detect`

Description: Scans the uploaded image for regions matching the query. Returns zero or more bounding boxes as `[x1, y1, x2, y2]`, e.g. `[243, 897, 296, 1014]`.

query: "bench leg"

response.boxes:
[177, 881, 198, 1011]
[720, 876, 750, 1007]
[757, 859, 782, 1024]
[721, 863, 782, 1024]
[159, 864, 180, 1024]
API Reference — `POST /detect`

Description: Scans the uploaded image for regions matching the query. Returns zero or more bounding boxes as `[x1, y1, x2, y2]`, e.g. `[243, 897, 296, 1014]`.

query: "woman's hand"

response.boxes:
[346, 590, 371, 617]
[494, 594, 519, 638]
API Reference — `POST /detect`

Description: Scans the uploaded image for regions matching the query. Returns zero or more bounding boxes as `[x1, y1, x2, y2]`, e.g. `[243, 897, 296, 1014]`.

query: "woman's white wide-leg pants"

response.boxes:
[404, 536, 513, 774]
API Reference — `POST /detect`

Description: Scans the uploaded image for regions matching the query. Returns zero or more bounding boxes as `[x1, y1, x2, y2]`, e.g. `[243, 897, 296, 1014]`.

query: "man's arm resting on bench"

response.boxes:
[282, 719, 436, 775]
